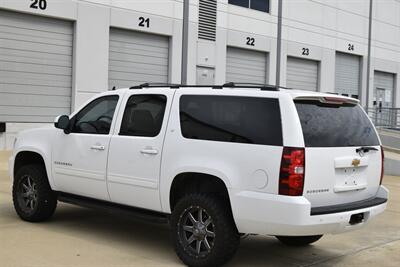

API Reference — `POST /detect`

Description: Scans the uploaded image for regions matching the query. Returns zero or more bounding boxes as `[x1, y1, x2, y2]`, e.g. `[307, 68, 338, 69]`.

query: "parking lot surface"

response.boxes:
[1, 151, 400, 267]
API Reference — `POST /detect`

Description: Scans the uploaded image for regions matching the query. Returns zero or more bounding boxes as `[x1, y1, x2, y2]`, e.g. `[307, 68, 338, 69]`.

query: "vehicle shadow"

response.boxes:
[43, 203, 340, 267]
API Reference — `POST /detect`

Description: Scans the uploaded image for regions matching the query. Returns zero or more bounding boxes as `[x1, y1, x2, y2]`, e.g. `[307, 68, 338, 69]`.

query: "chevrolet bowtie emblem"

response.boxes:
[352, 159, 361, 167]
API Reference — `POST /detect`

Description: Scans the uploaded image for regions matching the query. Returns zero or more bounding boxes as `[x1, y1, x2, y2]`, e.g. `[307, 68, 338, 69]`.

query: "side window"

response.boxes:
[120, 94, 167, 137]
[180, 95, 283, 146]
[71, 95, 119, 135]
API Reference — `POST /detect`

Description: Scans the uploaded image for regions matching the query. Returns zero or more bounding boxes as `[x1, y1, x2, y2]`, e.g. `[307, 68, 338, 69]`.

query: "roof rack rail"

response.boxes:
[129, 82, 286, 91]
[222, 82, 280, 91]
[130, 83, 224, 89]
[130, 83, 181, 89]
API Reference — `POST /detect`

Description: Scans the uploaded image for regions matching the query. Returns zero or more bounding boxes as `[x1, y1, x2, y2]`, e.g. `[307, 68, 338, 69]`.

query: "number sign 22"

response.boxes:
[246, 37, 255, 46]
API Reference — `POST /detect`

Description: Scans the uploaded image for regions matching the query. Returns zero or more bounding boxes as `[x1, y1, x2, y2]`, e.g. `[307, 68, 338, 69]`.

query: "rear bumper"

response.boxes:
[311, 197, 387, 215]
[230, 186, 389, 236]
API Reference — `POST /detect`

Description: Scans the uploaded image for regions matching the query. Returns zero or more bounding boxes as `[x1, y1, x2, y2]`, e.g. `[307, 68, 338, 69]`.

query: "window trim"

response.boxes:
[69, 95, 120, 136]
[118, 94, 168, 138]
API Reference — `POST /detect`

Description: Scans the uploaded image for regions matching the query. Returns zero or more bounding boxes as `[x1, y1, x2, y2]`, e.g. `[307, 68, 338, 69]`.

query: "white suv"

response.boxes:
[9, 83, 388, 267]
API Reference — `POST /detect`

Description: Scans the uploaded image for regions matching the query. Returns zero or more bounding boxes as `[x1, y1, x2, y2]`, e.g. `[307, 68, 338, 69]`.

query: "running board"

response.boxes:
[58, 192, 169, 224]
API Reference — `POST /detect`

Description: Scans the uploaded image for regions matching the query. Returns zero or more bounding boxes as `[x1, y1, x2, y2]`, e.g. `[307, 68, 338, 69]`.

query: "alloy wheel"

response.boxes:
[178, 206, 216, 257]
[17, 175, 38, 213]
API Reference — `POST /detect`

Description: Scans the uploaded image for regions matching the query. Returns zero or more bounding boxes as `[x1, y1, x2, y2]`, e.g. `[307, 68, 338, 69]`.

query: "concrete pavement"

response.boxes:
[1, 151, 400, 267]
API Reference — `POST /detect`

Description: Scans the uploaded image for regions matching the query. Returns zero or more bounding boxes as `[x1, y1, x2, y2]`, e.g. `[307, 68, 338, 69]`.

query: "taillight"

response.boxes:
[279, 147, 305, 196]
[380, 146, 384, 185]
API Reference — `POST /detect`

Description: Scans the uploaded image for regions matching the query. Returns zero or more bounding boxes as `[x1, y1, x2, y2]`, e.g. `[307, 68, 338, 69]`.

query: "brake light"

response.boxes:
[322, 97, 346, 104]
[380, 146, 384, 185]
[279, 147, 305, 196]
[321, 97, 358, 105]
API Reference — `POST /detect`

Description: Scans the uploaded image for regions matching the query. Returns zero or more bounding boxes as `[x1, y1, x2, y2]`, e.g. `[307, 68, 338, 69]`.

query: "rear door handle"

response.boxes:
[91, 145, 105, 151]
[140, 148, 159, 155]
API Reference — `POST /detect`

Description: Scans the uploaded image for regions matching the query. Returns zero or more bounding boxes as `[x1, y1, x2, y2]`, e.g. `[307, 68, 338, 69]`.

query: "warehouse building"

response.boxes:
[0, 0, 399, 149]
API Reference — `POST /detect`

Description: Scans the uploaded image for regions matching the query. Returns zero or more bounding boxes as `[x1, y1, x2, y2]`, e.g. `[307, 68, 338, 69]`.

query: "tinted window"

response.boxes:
[120, 95, 167, 137]
[251, 0, 269, 12]
[229, 0, 269, 12]
[295, 101, 379, 147]
[229, 0, 248, 8]
[71, 95, 119, 135]
[180, 95, 282, 146]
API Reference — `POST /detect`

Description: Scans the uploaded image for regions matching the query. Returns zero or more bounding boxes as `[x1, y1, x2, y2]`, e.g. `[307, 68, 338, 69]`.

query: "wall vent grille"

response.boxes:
[198, 0, 217, 41]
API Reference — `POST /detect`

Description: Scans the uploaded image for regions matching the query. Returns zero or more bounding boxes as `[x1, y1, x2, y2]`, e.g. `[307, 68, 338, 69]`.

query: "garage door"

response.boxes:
[287, 57, 319, 91]
[109, 28, 170, 89]
[374, 71, 395, 108]
[335, 52, 361, 98]
[0, 10, 73, 122]
[226, 47, 267, 84]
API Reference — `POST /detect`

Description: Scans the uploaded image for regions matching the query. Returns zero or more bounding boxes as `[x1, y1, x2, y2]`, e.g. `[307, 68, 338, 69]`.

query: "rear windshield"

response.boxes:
[295, 100, 379, 147]
[180, 95, 283, 146]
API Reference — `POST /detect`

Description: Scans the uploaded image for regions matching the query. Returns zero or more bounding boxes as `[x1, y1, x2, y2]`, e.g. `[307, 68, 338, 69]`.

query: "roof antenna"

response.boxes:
[112, 86, 116, 91]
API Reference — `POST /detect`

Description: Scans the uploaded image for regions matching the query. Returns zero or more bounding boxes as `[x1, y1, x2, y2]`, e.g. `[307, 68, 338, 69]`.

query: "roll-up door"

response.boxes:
[374, 71, 395, 108]
[0, 10, 73, 122]
[226, 47, 267, 84]
[335, 52, 361, 98]
[109, 28, 170, 89]
[286, 57, 319, 91]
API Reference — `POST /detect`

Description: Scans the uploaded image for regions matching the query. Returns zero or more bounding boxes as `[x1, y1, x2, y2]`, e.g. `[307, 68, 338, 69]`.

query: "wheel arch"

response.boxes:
[13, 150, 53, 189]
[169, 172, 232, 213]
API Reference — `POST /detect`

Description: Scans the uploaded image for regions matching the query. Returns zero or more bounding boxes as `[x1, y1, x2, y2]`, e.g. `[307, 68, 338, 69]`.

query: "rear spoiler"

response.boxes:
[294, 96, 359, 105]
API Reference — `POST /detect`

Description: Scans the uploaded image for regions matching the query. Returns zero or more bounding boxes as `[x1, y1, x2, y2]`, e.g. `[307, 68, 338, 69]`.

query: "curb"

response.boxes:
[383, 146, 400, 154]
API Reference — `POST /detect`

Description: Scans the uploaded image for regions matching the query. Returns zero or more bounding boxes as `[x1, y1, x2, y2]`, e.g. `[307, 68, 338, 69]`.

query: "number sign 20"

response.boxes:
[30, 0, 47, 10]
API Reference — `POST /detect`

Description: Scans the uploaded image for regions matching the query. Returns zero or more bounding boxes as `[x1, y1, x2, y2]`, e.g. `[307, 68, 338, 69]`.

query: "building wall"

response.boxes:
[0, 0, 183, 149]
[191, 0, 400, 106]
[1, 0, 400, 149]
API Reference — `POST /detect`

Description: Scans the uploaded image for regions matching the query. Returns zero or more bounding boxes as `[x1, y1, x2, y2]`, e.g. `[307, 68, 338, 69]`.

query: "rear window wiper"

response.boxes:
[356, 146, 379, 154]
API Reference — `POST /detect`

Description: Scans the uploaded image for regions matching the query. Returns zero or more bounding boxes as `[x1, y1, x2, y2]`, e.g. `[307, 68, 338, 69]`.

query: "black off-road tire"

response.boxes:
[12, 164, 57, 222]
[170, 193, 240, 267]
[276, 235, 323, 246]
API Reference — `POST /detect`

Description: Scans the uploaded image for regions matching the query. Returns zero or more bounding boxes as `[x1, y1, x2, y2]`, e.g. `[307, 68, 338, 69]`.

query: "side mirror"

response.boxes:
[54, 115, 70, 134]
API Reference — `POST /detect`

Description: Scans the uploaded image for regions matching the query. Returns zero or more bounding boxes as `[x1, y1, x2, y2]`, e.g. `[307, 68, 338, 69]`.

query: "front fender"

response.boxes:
[12, 128, 56, 189]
